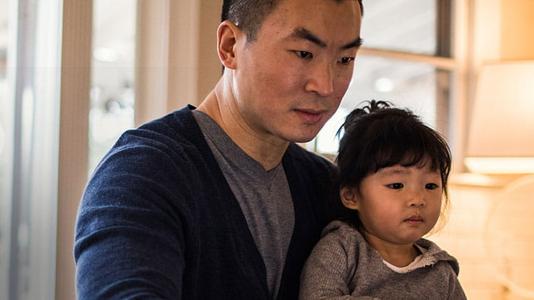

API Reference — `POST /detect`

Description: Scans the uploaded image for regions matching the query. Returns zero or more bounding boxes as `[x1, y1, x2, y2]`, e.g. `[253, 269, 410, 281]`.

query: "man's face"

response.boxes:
[232, 0, 362, 143]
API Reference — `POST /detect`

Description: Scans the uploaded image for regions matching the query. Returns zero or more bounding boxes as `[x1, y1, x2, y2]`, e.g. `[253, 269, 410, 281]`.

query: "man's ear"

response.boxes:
[217, 20, 243, 70]
[340, 186, 359, 210]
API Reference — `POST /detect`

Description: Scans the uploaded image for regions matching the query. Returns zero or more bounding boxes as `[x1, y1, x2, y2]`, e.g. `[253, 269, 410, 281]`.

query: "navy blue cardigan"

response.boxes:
[74, 106, 338, 299]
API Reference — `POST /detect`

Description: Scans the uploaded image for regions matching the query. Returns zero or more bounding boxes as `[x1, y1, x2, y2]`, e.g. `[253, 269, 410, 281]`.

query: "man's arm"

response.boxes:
[74, 141, 189, 299]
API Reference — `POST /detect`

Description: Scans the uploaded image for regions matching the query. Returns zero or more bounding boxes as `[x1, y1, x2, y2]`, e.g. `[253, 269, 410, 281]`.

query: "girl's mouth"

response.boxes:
[404, 216, 424, 223]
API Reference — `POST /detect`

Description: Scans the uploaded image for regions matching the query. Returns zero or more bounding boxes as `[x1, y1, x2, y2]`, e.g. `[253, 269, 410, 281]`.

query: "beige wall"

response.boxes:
[434, 1, 534, 299]
[471, 0, 534, 62]
[431, 174, 534, 300]
[501, 0, 534, 60]
[430, 183, 505, 299]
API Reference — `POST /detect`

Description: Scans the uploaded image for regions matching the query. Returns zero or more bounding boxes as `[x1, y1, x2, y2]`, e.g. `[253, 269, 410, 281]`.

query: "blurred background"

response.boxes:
[1, 0, 534, 299]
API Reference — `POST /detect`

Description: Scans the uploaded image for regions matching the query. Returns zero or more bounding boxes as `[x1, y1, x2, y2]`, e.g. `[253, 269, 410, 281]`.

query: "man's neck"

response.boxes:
[197, 79, 289, 171]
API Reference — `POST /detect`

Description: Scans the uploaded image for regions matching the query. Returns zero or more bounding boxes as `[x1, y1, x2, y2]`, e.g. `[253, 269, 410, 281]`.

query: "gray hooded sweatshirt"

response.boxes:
[300, 221, 467, 300]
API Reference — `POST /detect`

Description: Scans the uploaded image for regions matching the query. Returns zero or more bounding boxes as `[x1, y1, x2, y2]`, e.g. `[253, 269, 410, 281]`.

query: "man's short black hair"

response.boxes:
[221, 0, 364, 41]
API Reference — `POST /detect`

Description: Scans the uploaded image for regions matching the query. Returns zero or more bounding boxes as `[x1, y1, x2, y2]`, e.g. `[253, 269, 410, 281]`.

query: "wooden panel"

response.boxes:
[56, 0, 92, 299]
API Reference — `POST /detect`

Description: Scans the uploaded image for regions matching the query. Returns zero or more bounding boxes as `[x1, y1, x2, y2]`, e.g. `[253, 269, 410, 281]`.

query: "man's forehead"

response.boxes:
[271, 0, 361, 16]
[257, 0, 361, 45]
[268, 0, 361, 27]
[286, 27, 362, 49]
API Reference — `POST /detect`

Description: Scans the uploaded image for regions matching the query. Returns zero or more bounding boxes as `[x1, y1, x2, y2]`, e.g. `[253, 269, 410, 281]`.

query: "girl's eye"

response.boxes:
[386, 183, 404, 190]
[338, 56, 355, 65]
[425, 183, 440, 190]
[294, 51, 313, 60]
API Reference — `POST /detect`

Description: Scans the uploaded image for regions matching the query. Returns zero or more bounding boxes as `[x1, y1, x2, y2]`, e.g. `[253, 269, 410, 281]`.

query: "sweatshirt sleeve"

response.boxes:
[448, 272, 467, 300]
[299, 224, 379, 300]
[74, 137, 191, 300]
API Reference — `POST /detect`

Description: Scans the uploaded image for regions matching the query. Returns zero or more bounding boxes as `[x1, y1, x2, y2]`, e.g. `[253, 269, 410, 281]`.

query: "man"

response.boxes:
[75, 0, 363, 299]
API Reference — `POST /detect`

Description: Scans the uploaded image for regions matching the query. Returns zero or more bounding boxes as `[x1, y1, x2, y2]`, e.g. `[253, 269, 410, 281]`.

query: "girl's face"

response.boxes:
[341, 162, 443, 250]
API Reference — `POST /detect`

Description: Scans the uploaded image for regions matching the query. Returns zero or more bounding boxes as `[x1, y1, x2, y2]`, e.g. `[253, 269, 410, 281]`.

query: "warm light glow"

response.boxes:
[465, 157, 534, 174]
[449, 172, 514, 187]
[466, 61, 534, 174]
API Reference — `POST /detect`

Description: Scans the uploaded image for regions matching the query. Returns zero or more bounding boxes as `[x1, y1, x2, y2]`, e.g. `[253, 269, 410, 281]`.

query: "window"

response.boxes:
[0, 1, 10, 296]
[362, 1, 438, 54]
[0, 0, 137, 298]
[90, 0, 136, 173]
[0, 0, 63, 299]
[311, 0, 454, 155]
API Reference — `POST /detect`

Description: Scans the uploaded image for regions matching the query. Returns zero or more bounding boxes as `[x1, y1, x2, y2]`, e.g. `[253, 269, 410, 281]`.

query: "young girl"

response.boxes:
[300, 101, 466, 299]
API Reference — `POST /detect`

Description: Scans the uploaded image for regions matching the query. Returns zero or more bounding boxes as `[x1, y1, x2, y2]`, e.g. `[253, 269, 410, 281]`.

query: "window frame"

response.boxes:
[312, 0, 468, 171]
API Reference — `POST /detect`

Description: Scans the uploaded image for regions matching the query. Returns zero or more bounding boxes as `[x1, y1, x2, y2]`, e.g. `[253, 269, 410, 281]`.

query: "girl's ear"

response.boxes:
[340, 186, 359, 210]
[216, 20, 243, 69]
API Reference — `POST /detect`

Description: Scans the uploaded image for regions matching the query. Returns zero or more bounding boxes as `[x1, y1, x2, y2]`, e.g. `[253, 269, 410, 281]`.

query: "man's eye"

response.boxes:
[386, 183, 404, 190]
[294, 51, 313, 60]
[425, 183, 440, 190]
[339, 56, 355, 65]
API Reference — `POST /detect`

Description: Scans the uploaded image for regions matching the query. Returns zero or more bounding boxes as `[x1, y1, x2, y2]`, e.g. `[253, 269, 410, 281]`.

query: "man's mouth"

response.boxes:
[294, 108, 325, 124]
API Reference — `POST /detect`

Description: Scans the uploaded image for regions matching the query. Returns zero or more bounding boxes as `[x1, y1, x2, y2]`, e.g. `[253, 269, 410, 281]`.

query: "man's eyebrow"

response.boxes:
[291, 27, 362, 50]
[341, 37, 363, 50]
[292, 27, 327, 48]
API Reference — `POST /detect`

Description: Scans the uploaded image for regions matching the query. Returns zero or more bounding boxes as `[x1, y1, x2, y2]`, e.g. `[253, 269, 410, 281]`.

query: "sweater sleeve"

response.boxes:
[299, 225, 379, 300]
[74, 136, 191, 299]
[448, 272, 467, 300]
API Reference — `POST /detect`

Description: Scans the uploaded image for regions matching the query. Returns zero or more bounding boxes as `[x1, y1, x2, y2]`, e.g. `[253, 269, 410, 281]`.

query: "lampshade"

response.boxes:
[465, 61, 534, 174]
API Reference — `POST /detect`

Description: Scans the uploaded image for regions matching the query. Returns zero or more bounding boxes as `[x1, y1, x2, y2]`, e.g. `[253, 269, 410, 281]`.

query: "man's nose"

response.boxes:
[305, 62, 335, 97]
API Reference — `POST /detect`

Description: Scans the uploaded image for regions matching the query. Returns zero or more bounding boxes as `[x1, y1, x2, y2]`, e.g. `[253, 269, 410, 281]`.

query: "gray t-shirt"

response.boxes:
[193, 110, 295, 299]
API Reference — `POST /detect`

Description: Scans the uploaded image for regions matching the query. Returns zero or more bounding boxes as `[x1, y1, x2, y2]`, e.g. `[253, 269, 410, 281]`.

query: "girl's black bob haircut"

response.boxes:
[336, 100, 452, 195]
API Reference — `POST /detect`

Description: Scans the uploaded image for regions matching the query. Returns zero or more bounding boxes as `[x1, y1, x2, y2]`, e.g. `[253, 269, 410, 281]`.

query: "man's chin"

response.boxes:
[276, 126, 324, 144]
[285, 132, 319, 144]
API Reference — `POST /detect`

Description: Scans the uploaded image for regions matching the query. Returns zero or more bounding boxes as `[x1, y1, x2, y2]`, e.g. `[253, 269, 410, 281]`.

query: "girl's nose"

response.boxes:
[408, 190, 426, 207]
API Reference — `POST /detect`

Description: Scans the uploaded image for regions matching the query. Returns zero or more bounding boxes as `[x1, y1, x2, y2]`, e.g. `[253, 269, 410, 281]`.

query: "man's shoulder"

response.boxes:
[133, 105, 198, 144]
[91, 106, 209, 180]
[114, 106, 203, 155]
